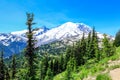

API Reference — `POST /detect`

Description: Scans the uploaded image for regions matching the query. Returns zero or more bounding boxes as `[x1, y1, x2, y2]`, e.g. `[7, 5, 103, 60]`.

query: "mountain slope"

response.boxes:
[0, 27, 49, 57]
[53, 47, 120, 80]
[36, 22, 92, 45]
[0, 22, 113, 57]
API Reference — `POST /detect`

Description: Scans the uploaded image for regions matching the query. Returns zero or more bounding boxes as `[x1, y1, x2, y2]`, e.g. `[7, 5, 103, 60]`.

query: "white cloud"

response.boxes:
[35, 12, 79, 28]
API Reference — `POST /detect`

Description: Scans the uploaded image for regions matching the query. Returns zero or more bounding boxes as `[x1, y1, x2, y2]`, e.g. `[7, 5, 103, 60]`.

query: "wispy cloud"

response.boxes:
[35, 12, 81, 28]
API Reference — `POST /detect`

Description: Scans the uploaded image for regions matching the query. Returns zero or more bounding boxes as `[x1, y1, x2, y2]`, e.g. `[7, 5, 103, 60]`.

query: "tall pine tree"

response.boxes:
[80, 33, 87, 64]
[5, 66, 10, 80]
[44, 61, 53, 80]
[11, 54, 16, 79]
[65, 57, 76, 80]
[25, 13, 36, 79]
[89, 27, 99, 60]
[86, 32, 91, 60]
[102, 34, 115, 58]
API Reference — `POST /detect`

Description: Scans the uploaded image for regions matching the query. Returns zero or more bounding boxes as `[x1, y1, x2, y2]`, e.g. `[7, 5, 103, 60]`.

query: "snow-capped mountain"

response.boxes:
[11, 26, 49, 37]
[0, 26, 49, 56]
[0, 22, 113, 57]
[36, 22, 92, 46]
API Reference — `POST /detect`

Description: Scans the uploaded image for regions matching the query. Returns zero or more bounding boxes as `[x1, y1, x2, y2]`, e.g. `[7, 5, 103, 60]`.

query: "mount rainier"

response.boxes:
[0, 22, 113, 57]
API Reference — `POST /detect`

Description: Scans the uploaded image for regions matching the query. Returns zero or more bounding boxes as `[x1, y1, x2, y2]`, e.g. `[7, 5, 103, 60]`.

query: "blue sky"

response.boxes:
[0, 0, 120, 36]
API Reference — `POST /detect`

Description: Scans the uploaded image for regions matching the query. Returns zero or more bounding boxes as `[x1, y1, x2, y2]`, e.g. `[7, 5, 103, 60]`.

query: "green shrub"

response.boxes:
[98, 65, 106, 71]
[91, 67, 97, 75]
[96, 74, 111, 80]
[109, 65, 120, 70]
[79, 69, 88, 80]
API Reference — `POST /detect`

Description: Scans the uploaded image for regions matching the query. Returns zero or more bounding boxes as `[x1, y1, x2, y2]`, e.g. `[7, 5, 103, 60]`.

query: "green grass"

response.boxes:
[109, 65, 120, 70]
[54, 47, 120, 80]
[53, 72, 66, 80]
[96, 74, 112, 80]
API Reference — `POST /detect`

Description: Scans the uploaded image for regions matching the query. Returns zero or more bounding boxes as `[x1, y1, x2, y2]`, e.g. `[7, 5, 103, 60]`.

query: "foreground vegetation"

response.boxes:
[0, 13, 120, 80]
[54, 46, 120, 80]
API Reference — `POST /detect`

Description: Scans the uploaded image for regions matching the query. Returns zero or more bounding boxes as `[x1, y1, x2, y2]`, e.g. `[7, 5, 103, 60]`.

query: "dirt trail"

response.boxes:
[108, 60, 120, 67]
[109, 68, 120, 80]
[84, 59, 120, 80]
[108, 60, 120, 80]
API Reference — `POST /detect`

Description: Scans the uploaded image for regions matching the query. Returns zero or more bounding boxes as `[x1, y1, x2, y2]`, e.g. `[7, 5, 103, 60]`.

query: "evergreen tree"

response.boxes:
[40, 61, 46, 80]
[74, 41, 82, 66]
[44, 62, 53, 80]
[89, 28, 99, 60]
[53, 58, 59, 75]
[40, 53, 49, 80]
[65, 46, 72, 62]
[11, 54, 16, 79]
[94, 35, 100, 61]
[102, 34, 115, 57]
[86, 32, 91, 60]
[25, 13, 36, 79]
[0, 50, 5, 80]
[65, 57, 76, 80]
[80, 33, 87, 64]
[49, 59, 53, 72]
[5, 67, 10, 80]
[59, 54, 65, 72]
[114, 30, 120, 47]
[74, 33, 87, 66]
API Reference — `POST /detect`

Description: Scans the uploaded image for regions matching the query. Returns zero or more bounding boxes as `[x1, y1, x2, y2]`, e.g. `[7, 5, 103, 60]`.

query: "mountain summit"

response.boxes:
[36, 22, 92, 45]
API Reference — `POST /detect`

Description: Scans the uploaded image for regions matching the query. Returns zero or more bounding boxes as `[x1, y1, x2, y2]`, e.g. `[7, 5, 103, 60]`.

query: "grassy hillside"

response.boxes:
[54, 47, 120, 80]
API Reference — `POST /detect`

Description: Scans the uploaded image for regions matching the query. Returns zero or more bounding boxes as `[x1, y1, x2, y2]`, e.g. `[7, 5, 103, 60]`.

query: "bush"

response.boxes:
[109, 65, 120, 70]
[96, 74, 111, 80]
[114, 30, 120, 47]
[79, 68, 88, 80]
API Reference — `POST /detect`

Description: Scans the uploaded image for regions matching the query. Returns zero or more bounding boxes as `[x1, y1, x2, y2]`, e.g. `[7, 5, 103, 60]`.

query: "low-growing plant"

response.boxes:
[79, 68, 89, 79]
[96, 73, 111, 80]
[109, 64, 120, 70]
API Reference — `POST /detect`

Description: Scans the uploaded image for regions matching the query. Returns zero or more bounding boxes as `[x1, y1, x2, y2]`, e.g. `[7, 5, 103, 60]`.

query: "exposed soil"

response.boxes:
[84, 59, 120, 80]
[109, 68, 120, 80]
